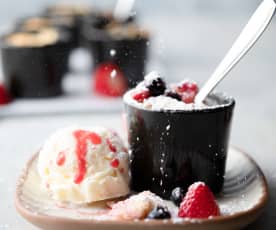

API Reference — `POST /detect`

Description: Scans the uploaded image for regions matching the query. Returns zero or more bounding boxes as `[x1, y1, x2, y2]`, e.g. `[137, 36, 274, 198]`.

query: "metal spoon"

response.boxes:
[195, 0, 276, 104]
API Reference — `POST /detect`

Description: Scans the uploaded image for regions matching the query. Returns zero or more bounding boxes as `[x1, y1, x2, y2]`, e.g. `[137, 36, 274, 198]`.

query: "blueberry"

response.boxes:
[145, 77, 166, 96]
[165, 91, 182, 101]
[147, 206, 171, 219]
[170, 187, 185, 206]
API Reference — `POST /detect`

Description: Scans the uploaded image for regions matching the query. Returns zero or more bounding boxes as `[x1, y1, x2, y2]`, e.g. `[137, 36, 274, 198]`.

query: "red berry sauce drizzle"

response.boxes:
[107, 138, 117, 152]
[56, 151, 66, 166]
[73, 130, 102, 184]
[107, 137, 121, 168]
[110, 158, 120, 168]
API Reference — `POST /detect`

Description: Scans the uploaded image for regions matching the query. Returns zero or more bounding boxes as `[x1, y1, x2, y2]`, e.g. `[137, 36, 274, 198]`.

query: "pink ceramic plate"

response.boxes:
[15, 147, 268, 230]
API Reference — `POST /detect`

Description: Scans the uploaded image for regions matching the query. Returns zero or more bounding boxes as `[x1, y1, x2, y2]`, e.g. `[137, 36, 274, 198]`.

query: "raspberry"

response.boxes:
[177, 81, 198, 93]
[132, 90, 150, 103]
[178, 182, 220, 218]
[176, 81, 198, 104]
[181, 92, 197, 104]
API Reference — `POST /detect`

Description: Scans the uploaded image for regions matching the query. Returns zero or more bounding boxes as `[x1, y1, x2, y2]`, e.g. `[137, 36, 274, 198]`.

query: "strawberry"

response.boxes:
[176, 81, 198, 104]
[0, 84, 11, 105]
[178, 182, 220, 218]
[93, 63, 128, 97]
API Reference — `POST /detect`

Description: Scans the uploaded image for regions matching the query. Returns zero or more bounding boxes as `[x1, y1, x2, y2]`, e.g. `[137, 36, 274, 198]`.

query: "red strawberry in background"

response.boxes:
[93, 63, 128, 97]
[178, 182, 220, 218]
[0, 83, 11, 105]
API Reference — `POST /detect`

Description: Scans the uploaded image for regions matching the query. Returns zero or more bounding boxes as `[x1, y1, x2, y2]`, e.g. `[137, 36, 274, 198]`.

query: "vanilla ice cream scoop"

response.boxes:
[37, 126, 130, 204]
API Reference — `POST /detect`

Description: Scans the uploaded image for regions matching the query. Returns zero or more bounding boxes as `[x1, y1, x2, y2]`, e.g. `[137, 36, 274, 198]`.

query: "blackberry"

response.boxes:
[165, 91, 182, 101]
[145, 77, 166, 96]
[170, 187, 185, 206]
[147, 206, 171, 219]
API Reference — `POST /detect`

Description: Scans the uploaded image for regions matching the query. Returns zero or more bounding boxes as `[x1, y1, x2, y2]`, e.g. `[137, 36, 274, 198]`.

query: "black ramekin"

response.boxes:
[80, 12, 135, 35]
[15, 16, 77, 49]
[43, 5, 92, 48]
[1, 31, 72, 98]
[14, 17, 75, 75]
[124, 93, 235, 199]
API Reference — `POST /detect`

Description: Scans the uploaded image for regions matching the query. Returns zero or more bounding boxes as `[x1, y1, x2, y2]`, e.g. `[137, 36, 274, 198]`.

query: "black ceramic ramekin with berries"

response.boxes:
[124, 93, 235, 199]
[1, 30, 72, 98]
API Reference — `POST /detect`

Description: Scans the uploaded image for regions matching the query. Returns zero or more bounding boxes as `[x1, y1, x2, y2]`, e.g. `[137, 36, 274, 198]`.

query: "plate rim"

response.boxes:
[15, 147, 269, 227]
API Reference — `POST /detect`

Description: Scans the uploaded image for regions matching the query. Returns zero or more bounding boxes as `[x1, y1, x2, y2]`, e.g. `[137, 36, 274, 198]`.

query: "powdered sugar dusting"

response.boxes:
[124, 88, 234, 112]
[144, 96, 195, 110]
[144, 71, 161, 86]
[124, 91, 207, 111]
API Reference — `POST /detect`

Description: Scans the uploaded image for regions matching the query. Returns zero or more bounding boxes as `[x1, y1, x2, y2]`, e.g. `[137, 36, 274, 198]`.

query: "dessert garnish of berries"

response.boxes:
[93, 62, 128, 97]
[176, 80, 199, 104]
[132, 72, 199, 104]
[108, 182, 219, 221]
[177, 182, 220, 218]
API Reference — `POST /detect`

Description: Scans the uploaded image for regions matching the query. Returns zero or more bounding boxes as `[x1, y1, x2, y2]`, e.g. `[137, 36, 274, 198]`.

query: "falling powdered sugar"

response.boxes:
[110, 49, 116, 57]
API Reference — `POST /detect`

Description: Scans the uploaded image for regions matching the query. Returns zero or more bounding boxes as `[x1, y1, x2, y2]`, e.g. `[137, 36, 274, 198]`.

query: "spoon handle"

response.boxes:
[195, 0, 276, 104]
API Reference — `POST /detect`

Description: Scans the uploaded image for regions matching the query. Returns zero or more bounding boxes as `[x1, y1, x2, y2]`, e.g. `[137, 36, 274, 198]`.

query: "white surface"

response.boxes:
[0, 74, 123, 117]
[0, 95, 122, 117]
